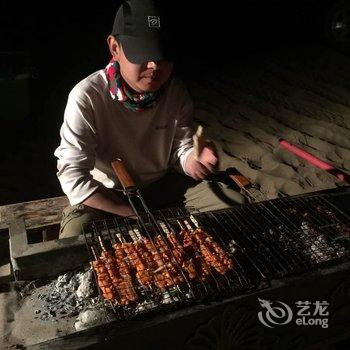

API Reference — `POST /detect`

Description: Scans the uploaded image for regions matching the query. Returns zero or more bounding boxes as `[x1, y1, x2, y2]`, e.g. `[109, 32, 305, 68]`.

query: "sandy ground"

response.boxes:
[186, 44, 350, 200]
[1, 44, 350, 206]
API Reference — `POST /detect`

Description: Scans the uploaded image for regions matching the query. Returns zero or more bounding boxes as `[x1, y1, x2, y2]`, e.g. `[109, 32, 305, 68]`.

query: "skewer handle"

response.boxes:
[91, 246, 99, 261]
[111, 159, 137, 190]
[98, 236, 106, 251]
[193, 125, 206, 160]
[189, 215, 200, 228]
[225, 167, 251, 188]
[183, 220, 193, 232]
[159, 222, 170, 234]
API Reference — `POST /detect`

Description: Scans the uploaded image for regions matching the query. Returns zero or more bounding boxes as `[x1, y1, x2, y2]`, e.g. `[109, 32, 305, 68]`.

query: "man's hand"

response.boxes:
[185, 142, 219, 180]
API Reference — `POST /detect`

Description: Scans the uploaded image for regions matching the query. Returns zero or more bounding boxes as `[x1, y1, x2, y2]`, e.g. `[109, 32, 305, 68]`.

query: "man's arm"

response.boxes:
[169, 80, 195, 172]
[83, 187, 134, 216]
[55, 89, 134, 217]
[169, 79, 218, 179]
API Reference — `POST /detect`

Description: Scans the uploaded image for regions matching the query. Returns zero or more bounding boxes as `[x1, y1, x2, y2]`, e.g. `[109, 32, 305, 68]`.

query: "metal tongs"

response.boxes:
[111, 158, 162, 234]
[193, 125, 267, 203]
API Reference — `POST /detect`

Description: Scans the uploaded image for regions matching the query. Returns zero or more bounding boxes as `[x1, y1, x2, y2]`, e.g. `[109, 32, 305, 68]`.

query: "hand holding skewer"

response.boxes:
[185, 125, 219, 180]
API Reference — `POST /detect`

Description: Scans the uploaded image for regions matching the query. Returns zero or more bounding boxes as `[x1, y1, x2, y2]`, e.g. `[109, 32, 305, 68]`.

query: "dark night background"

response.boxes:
[0, 0, 344, 205]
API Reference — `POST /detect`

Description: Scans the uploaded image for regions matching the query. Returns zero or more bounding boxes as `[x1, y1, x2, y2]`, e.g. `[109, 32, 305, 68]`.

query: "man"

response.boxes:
[54, 0, 244, 238]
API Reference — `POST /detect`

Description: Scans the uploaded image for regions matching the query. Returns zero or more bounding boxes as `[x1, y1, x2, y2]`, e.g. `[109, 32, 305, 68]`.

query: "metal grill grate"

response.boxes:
[83, 192, 350, 321]
[201, 195, 350, 280]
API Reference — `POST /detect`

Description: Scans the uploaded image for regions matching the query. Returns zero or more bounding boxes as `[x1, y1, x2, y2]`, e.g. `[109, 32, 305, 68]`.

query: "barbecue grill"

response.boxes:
[4, 158, 350, 349]
[4, 185, 350, 349]
[83, 184, 350, 323]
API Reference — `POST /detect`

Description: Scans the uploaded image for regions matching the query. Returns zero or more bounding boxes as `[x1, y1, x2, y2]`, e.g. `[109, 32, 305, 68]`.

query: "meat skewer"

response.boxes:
[159, 221, 197, 281]
[122, 240, 154, 288]
[98, 236, 138, 305]
[143, 237, 175, 289]
[154, 233, 184, 285]
[193, 229, 231, 274]
[90, 246, 118, 302]
[112, 242, 131, 279]
[189, 216, 234, 275]
[129, 226, 174, 289]
[123, 226, 174, 289]
[178, 220, 211, 282]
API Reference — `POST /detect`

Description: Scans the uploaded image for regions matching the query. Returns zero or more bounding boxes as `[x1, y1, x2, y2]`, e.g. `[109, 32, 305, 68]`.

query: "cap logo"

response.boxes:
[148, 16, 161, 28]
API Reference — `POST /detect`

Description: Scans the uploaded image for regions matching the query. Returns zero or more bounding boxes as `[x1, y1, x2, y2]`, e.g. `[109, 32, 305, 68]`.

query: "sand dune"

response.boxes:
[186, 45, 350, 199]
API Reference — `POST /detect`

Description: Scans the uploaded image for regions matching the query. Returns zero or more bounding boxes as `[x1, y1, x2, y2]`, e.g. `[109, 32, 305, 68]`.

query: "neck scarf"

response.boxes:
[105, 60, 158, 112]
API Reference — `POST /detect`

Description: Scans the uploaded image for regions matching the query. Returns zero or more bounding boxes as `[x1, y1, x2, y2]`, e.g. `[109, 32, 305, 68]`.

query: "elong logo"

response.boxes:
[258, 298, 293, 328]
[257, 298, 329, 329]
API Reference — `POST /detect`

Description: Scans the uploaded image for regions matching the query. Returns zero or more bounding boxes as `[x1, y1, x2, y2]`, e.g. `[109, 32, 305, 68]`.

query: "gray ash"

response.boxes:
[74, 307, 107, 331]
[36, 268, 100, 322]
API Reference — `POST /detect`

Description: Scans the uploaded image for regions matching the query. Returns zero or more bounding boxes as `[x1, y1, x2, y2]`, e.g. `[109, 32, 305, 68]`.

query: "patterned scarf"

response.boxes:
[105, 60, 159, 112]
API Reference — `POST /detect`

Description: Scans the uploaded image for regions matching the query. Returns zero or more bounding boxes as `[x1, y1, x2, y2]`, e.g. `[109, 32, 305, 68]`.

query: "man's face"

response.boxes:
[109, 36, 173, 93]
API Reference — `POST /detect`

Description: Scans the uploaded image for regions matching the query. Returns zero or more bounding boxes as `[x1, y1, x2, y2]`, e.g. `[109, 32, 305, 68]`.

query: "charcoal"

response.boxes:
[40, 312, 49, 320]
[35, 267, 98, 325]
[65, 294, 76, 307]
[67, 310, 79, 318]
[49, 310, 56, 317]
[60, 291, 68, 300]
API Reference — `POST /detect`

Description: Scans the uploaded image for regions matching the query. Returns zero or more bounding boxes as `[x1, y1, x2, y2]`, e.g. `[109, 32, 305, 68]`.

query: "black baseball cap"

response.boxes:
[111, 0, 170, 64]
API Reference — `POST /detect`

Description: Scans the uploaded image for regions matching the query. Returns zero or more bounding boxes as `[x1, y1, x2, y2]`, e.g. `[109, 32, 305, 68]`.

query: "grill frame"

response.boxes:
[82, 190, 350, 322]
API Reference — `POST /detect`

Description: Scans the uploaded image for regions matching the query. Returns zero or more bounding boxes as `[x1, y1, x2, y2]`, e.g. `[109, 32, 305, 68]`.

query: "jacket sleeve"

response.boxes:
[54, 89, 101, 205]
[170, 81, 195, 174]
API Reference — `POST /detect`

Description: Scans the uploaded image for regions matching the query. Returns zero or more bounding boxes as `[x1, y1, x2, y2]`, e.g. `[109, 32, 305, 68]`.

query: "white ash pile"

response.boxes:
[36, 268, 101, 322]
[74, 307, 107, 331]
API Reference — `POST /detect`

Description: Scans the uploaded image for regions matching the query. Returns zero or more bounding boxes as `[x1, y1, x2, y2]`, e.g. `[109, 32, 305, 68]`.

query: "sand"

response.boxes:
[185, 45, 350, 200]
